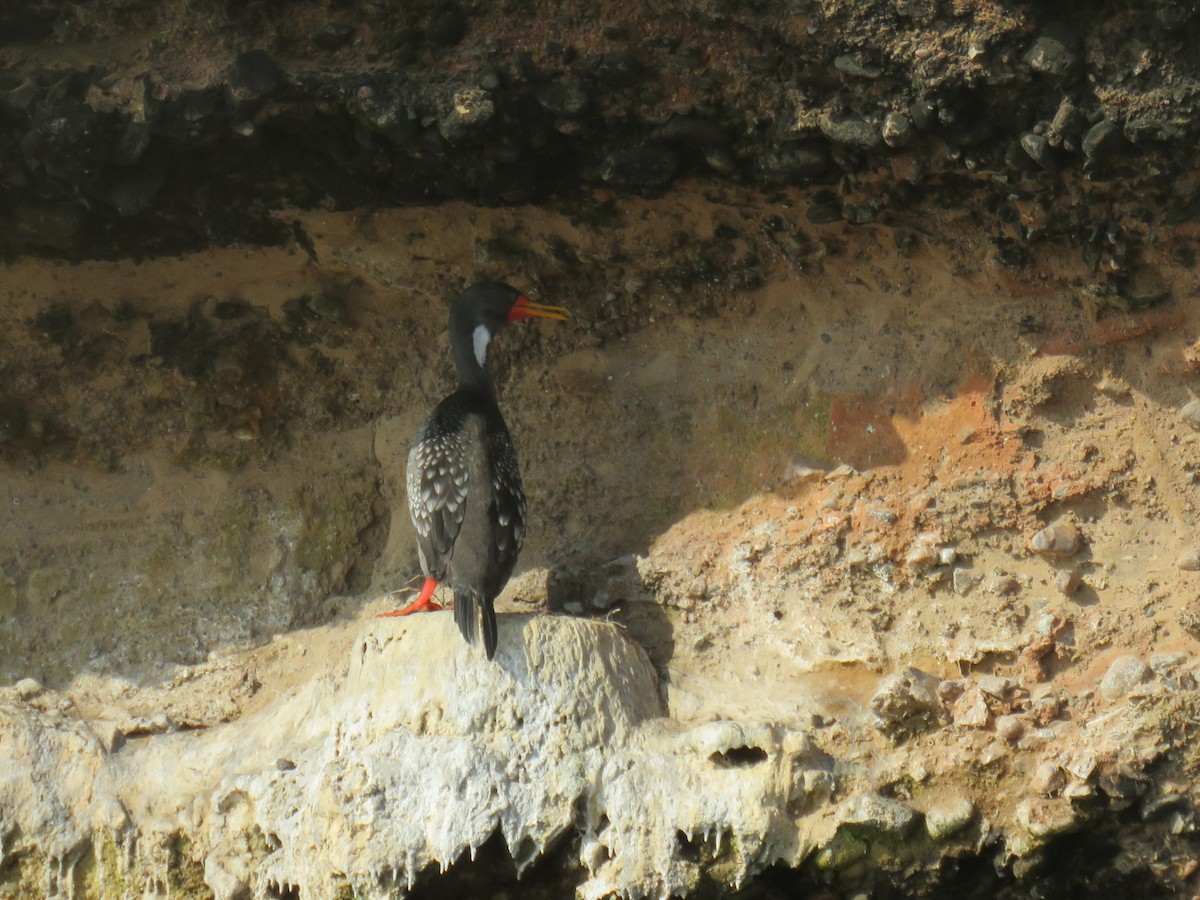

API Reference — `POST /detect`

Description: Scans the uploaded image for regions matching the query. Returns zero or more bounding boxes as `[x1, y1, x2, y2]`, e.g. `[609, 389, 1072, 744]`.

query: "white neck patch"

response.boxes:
[473, 324, 491, 367]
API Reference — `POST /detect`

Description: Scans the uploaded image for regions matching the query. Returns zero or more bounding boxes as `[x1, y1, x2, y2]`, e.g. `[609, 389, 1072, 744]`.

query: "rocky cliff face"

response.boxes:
[3, 2, 1200, 898]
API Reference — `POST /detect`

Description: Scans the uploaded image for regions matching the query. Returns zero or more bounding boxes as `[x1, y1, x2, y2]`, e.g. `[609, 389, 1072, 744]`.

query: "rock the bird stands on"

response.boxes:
[381, 282, 568, 659]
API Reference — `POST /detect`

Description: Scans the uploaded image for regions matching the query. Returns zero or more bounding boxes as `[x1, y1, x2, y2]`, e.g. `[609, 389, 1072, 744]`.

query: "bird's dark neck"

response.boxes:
[450, 321, 496, 396]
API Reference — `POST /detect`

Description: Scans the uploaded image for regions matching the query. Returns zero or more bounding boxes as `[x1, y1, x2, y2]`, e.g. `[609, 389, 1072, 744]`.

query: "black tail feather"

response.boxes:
[454, 591, 498, 660]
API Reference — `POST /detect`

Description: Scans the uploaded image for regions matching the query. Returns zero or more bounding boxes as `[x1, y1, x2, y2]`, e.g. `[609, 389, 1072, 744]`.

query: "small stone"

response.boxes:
[1024, 29, 1079, 77]
[755, 143, 830, 184]
[468, 62, 499, 89]
[702, 145, 738, 176]
[938, 547, 957, 566]
[909, 98, 938, 131]
[1047, 98, 1085, 150]
[1020, 132, 1052, 167]
[1150, 653, 1186, 675]
[881, 112, 914, 148]
[870, 667, 947, 741]
[534, 80, 589, 116]
[819, 113, 883, 151]
[977, 674, 1013, 698]
[1054, 569, 1081, 596]
[1030, 520, 1080, 557]
[226, 50, 284, 107]
[986, 573, 1020, 595]
[1030, 694, 1063, 725]
[924, 796, 975, 841]
[275, 757, 297, 771]
[1031, 762, 1066, 795]
[833, 54, 881, 78]
[1082, 119, 1123, 160]
[995, 715, 1024, 743]
[951, 684, 990, 728]
[806, 197, 842, 224]
[600, 146, 680, 187]
[1016, 798, 1076, 840]
[1100, 656, 1150, 699]
[952, 568, 980, 595]
[868, 507, 897, 525]
[1064, 752, 1097, 782]
[305, 293, 344, 322]
[839, 794, 918, 835]
[1181, 399, 1200, 430]
[906, 538, 940, 569]
[438, 87, 495, 143]
[15, 677, 43, 700]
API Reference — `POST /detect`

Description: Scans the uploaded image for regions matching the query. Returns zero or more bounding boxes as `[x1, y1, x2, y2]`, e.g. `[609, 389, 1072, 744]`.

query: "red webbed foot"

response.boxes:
[379, 578, 442, 616]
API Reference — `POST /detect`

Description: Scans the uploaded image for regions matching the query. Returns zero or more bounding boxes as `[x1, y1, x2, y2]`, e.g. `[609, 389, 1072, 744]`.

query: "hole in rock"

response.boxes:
[709, 745, 769, 767]
[675, 829, 701, 863]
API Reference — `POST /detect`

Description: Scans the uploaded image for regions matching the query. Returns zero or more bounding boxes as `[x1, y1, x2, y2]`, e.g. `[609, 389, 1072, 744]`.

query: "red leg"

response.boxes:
[379, 578, 442, 617]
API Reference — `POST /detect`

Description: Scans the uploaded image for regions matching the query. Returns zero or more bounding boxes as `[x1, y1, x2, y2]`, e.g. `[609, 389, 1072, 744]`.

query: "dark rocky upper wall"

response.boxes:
[1, 0, 1198, 261]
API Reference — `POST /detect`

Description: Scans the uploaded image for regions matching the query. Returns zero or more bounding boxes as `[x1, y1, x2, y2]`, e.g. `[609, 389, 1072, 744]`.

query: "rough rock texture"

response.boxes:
[1, 0, 1200, 262]
[3, 617, 674, 897]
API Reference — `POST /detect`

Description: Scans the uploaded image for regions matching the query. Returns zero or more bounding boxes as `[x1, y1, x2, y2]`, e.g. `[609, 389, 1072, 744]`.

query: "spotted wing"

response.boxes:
[485, 425, 526, 596]
[406, 419, 471, 579]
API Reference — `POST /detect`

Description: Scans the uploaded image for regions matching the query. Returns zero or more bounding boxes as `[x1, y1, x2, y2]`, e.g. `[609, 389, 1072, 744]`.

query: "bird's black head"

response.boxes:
[448, 282, 568, 382]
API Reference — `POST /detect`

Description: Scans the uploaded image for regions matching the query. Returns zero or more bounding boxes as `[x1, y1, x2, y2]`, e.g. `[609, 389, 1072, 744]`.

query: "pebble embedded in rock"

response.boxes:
[1023, 29, 1079, 77]
[1082, 119, 1123, 159]
[438, 87, 495, 143]
[839, 793, 918, 835]
[600, 146, 680, 187]
[1178, 549, 1200, 572]
[1031, 762, 1066, 795]
[869, 666, 946, 741]
[477, 65, 504, 91]
[819, 112, 883, 151]
[534, 80, 588, 116]
[702, 144, 738, 176]
[807, 197, 842, 224]
[952, 568, 979, 595]
[1017, 797, 1076, 839]
[1100, 655, 1150, 699]
[1030, 520, 1080, 557]
[1020, 132, 1052, 167]
[755, 143, 830, 184]
[1047, 98, 1085, 150]
[226, 49, 283, 107]
[910, 98, 938, 131]
[833, 54, 881, 79]
[15, 676, 43, 700]
[924, 796, 975, 840]
[881, 111, 913, 148]
[995, 715, 1024, 743]
[1054, 569, 1081, 596]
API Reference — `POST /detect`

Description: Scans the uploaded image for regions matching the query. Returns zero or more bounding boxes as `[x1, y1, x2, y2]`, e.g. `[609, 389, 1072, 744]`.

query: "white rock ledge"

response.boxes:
[0, 614, 826, 899]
